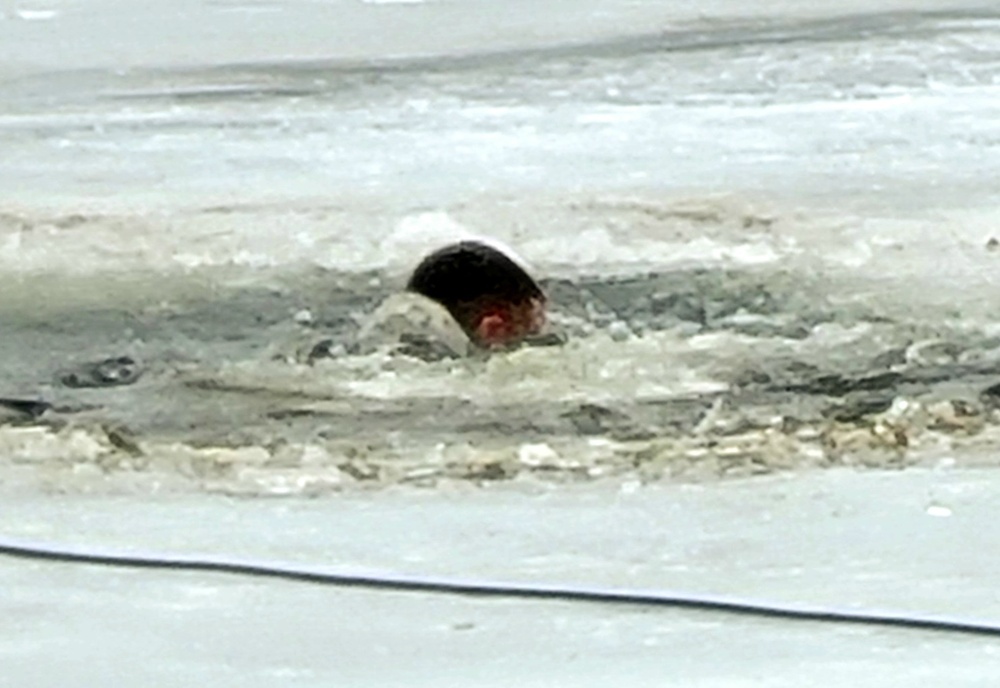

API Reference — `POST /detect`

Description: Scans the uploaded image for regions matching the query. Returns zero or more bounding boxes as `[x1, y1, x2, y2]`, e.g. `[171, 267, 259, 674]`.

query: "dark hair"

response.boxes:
[407, 241, 544, 330]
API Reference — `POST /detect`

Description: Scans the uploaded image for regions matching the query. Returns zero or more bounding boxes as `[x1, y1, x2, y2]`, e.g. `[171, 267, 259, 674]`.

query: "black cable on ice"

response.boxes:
[1, 536, 998, 639]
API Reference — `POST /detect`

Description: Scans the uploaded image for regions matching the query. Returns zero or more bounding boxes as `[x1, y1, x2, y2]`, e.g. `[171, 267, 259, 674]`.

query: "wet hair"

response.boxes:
[407, 241, 544, 332]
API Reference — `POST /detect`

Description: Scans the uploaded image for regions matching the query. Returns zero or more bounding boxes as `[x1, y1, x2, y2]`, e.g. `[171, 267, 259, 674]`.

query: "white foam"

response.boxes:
[523, 228, 783, 270]
[381, 211, 475, 265]
[202, 327, 730, 410]
[14, 9, 58, 21]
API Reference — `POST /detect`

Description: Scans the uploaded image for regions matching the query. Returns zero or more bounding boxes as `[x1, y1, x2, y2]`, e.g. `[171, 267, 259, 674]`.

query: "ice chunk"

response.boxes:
[355, 292, 471, 360]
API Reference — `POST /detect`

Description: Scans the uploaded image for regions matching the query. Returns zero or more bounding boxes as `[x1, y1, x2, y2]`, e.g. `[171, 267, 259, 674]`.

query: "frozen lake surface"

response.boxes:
[4, 468, 1000, 687]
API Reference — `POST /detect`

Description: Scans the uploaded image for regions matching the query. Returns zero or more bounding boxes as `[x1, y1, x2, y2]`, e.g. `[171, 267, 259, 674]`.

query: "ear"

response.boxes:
[475, 312, 510, 346]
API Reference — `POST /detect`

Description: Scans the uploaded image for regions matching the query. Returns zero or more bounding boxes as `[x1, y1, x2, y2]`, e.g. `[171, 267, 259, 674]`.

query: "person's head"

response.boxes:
[407, 241, 546, 348]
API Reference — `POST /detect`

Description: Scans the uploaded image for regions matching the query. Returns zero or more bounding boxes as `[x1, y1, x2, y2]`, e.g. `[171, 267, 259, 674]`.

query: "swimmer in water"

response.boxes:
[407, 241, 547, 349]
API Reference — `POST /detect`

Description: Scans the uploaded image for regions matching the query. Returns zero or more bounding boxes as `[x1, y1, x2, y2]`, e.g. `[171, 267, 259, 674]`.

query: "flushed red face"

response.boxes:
[472, 297, 547, 348]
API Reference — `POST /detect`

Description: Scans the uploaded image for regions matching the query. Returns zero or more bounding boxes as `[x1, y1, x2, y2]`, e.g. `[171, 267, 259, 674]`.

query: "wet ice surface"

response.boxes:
[2, 3, 999, 209]
[3, 469, 1000, 686]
